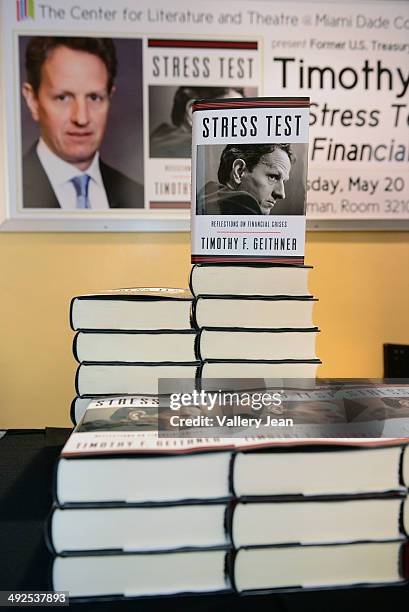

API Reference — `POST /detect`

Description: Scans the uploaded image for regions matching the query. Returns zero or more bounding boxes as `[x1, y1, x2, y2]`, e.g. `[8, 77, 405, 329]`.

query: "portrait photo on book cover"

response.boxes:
[149, 86, 257, 159]
[78, 406, 159, 432]
[196, 142, 308, 216]
[19, 36, 144, 210]
[78, 404, 201, 432]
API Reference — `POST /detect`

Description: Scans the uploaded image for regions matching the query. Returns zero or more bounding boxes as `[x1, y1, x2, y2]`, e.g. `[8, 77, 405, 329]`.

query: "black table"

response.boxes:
[0, 429, 407, 611]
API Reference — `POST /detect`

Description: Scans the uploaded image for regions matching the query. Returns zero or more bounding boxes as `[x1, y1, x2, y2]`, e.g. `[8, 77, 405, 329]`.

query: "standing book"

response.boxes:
[191, 97, 310, 264]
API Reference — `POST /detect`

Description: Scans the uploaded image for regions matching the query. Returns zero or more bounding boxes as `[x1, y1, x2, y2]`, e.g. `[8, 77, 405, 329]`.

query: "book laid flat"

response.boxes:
[56, 440, 409, 505]
[55, 400, 409, 505]
[51, 542, 407, 599]
[233, 541, 408, 592]
[232, 497, 409, 547]
[197, 328, 319, 361]
[70, 287, 193, 331]
[75, 362, 199, 396]
[52, 550, 231, 599]
[74, 330, 197, 363]
[194, 296, 316, 329]
[233, 445, 407, 497]
[56, 451, 232, 505]
[48, 503, 230, 554]
[199, 360, 321, 384]
[190, 264, 311, 297]
[48, 497, 408, 556]
[74, 329, 318, 364]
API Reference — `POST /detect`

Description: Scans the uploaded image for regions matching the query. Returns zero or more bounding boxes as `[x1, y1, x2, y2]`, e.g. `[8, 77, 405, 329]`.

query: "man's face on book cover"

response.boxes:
[239, 148, 292, 215]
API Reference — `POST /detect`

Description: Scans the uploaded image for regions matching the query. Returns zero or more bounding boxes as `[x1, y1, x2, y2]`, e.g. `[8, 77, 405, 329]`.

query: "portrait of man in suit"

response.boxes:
[21, 36, 144, 209]
[196, 142, 308, 216]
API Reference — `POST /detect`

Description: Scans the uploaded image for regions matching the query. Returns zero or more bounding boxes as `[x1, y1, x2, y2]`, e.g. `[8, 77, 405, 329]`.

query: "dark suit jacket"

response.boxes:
[197, 181, 262, 215]
[22, 145, 144, 209]
[150, 123, 191, 159]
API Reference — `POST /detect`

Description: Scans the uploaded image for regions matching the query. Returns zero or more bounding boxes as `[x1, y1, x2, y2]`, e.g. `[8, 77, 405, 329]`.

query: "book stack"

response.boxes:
[47, 400, 409, 600]
[190, 263, 321, 387]
[58, 92, 407, 602]
[70, 287, 200, 424]
[70, 268, 321, 425]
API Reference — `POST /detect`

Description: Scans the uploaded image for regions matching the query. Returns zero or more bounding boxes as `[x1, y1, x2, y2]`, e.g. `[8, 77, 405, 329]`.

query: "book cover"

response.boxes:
[147, 38, 259, 210]
[191, 97, 309, 264]
[71, 287, 192, 300]
[61, 395, 409, 458]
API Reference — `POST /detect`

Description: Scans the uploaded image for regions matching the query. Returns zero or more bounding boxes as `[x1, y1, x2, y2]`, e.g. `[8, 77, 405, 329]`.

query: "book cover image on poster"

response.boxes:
[191, 97, 309, 264]
[146, 38, 259, 210]
[150, 86, 252, 160]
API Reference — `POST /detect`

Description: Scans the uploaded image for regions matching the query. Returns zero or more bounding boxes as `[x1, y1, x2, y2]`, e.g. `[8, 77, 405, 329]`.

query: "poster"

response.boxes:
[0, 0, 408, 231]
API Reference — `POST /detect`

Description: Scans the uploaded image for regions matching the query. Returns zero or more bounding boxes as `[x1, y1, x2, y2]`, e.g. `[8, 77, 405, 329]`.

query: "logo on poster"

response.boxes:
[16, 0, 35, 21]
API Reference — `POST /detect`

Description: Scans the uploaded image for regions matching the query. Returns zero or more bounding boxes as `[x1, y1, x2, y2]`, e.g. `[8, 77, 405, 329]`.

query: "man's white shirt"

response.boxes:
[36, 139, 110, 210]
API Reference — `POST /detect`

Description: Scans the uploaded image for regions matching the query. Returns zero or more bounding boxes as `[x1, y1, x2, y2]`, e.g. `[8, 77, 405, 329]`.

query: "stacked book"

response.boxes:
[190, 263, 321, 386]
[70, 287, 199, 424]
[47, 399, 409, 601]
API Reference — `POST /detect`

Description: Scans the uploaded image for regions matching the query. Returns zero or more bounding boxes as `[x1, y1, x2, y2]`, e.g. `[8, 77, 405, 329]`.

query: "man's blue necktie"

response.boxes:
[71, 175, 91, 209]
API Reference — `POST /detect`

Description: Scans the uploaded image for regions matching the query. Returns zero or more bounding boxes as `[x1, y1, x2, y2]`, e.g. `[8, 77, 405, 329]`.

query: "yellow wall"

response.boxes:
[1, 231, 408, 429]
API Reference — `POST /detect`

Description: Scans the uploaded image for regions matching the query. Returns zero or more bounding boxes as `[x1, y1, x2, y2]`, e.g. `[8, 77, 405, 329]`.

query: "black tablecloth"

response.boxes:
[0, 428, 407, 611]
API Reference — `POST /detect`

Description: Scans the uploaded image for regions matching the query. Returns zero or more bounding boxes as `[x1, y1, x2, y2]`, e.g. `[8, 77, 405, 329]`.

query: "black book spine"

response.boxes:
[72, 332, 80, 363]
[191, 298, 199, 330]
[196, 329, 204, 361]
[399, 445, 407, 487]
[399, 498, 408, 537]
[229, 453, 237, 498]
[401, 540, 409, 580]
[225, 499, 236, 548]
[74, 365, 81, 397]
[189, 266, 196, 296]
[229, 548, 238, 594]
[70, 397, 77, 426]
[69, 297, 77, 331]
[195, 363, 203, 388]
[51, 456, 62, 507]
